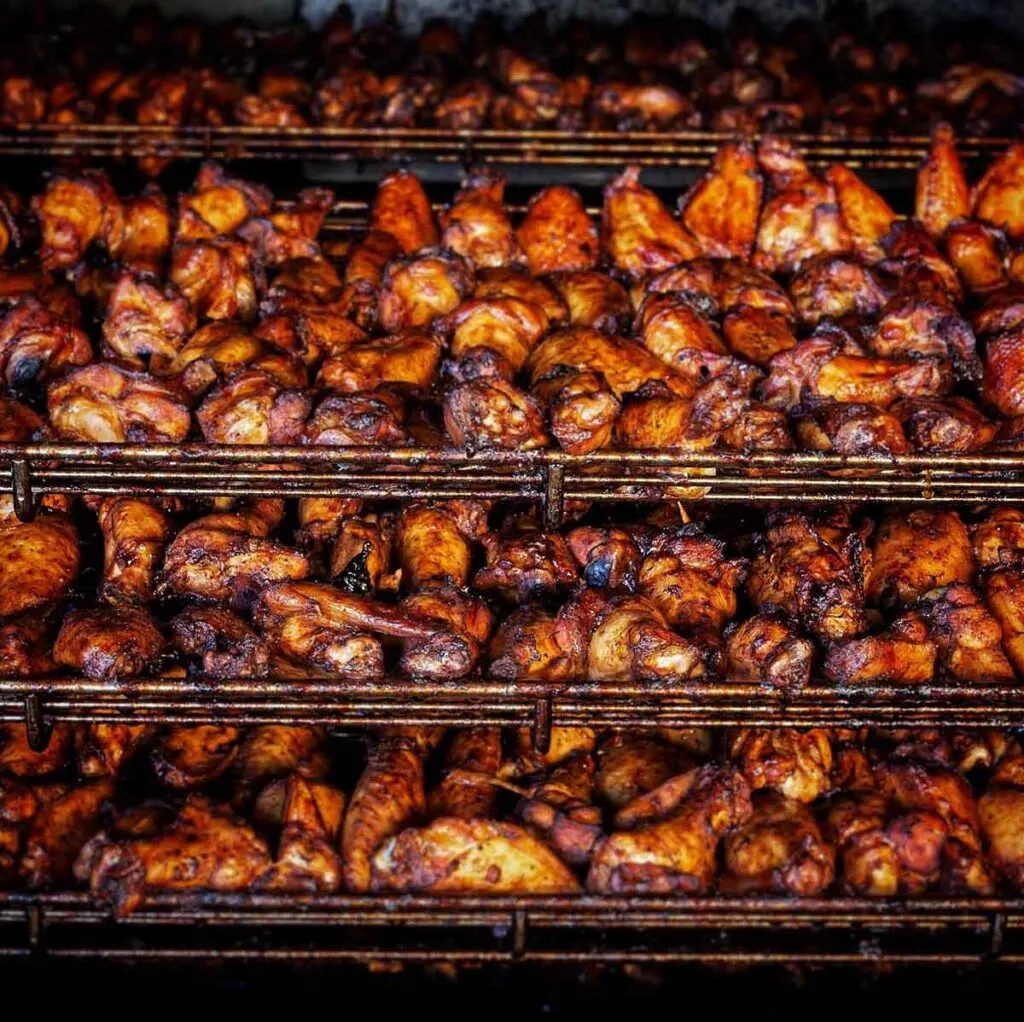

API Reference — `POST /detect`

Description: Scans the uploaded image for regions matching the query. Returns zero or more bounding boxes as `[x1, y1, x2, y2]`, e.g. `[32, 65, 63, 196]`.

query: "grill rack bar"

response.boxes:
[3, 444, 1023, 525]
[0, 125, 1013, 169]
[2, 892, 1024, 965]
[10, 677, 1024, 740]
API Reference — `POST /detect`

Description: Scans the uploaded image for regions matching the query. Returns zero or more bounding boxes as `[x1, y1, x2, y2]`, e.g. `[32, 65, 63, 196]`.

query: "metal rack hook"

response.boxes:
[532, 695, 553, 754]
[24, 693, 51, 752]
[11, 460, 34, 522]
[541, 464, 565, 531]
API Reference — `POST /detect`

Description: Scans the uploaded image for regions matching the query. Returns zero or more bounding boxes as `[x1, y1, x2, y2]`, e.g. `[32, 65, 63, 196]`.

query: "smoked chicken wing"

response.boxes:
[96, 497, 173, 606]
[518, 185, 598, 276]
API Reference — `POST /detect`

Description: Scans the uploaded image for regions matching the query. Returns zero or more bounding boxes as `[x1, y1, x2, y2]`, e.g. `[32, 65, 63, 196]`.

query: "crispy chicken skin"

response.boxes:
[319, 332, 441, 393]
[53, 607, 165, 681]
[372, 816, 581, 893]
[679, 141, 762, 260]
[723, 791, 835, 895]
[753, 136, 852, 274]
[603, 167, 700, 279]
[369, 170, 438, 255]
[534, 368, 620, 455]
[395, 503, 479, 591]
[730, 728, 834, 803]
[343, 732, 430, 893]
[85, 795, 272, 916]
[0, 503, 79, 618]
[916, 123, 970, 240]
[151, 726, 242, 791]
[587, 765, 752, 894]
[746, 513, 867, 642]
[441, 169, 522, 269]
[635, 292, 733, 385]
[158, 504, 309, 611]
[237, 187, 333, 266]
[47, 363, 191, 443]
[428, 728, 503, 820]
[120, 185, 172, 276]
[20, 779, 115, 889]
[518, 186, 598, 276]
[97, 498, 173, 607]
[725, 615, 816, 691]
[865, 510, 975, 605]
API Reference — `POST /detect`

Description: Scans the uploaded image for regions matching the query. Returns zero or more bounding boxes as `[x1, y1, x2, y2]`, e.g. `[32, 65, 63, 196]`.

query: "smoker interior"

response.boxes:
[2, 0, 1024, 981]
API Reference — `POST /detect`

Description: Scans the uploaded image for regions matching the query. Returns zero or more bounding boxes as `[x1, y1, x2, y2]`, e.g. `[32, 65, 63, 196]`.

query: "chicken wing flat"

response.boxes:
[20, 779, 115, 889]
[892, 396, 997, 452]
[587, 765, 752, 894]
[96, 497, 173, 607]
[378, 251, 474, 331]
[679, 141, 762, 260]
[151, 726, 242, 790]
[170, 238, 261, 322]
[548, 271, 632, 334]
[753, 136, 852, 274]
[158, 508, 310, 611]
[518, 185, 598, 276]
[980, 569, 1024, 676]
[865, 510, 975, 605]
[0, 505, 78, 618]
[824, 613, 937, 684]
[444, 376, 548, 451]
[318, 332, 441, 394]
[101, 273, 194, 367]
[196, 368, 310, 446]
[120, 185, 172, 276]
[86, 795, 272, 916]
[725, 614, 815, 691]
[47, 362, 191, 443]
[826, 164, 896, 263]
[395, 502, 485, 591]
[602, 167, 700, 279]
[369, 170, 437, 255]
[428, 728, 503, 820]
[972, 141, 1024, 238]
[916, 123, 970, 240]
[237, 187, 333, 266]
[635, 292, 733, 385]
[722, 791, 835, 895]
[53, 607, 164, 681]
[171, 606, 270, 678]
[0, 610, 58, 677]
[372, 817, 580, 893]
[595, 732, 693, 810]
[746, 513, 867, 642]
[474, 267, 568, 326]
[443, 296, 549, 371]
[730, 728, 833, 803]
[722, 306, 797, 367]
[487, 605, 580, 683]
[870, 296, 980, 381]
[256, 774, 345, 893]
[176, 163, 271, 241]
[789, 256, 889, 327]
[794, 401, 910, 457]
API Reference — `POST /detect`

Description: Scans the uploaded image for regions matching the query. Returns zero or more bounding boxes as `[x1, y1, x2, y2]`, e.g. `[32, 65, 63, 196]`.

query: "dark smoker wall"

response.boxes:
[28, 0, 1024, 33]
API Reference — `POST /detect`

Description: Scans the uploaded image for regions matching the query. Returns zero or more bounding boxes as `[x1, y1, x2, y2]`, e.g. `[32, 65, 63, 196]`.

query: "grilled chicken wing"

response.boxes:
[20, 779, 115, 889]
[978, 752, 1024, 890]
[602, 167, 700, 279]
[753, 136, 852, 274]
[237, 187, 333, 266]
[824, 612, 937, 684]
[85, 795, 272, 916]
[865, 510, 975, 605]
[635, 291, 733, 385]
[722, 306, 797, 366]
[101, 274, 194, 367]
[33, 170, 124, 269]
[170, 238, 261, 322]
[158, 505, 309, 611]
[723, 791, 834, 895]
[533, 368, 620, 454]
[826, 164, 896, 263]
[120, 185, 172, 275]
[378, 250, 473, 331]
[0, 296, 91, 388]
[53, 607, 164, 681]
[443, 296, 548, 371]
[441, 169, 521, 269]
[595, 732, 693, 811]
[444, 376, 548, 450]
[369, 170, 437, 255]
[428, 728, 503, 820]
[474, 529, 578, 604]
[725, 614, 816, 691]
[587, 765, 752, 893]
[567, 525, 644, 591]
[746, 513, 867, 642]
[518, 185, 598, 276]
[548, 271, 632, 334]
[0, 724, 73, 778]
[76, 724, 156, 778]
[47, 362, 191, 443]
[318, 332, 441, 393]
[789, 256, 889, 326]
[151, 726, 242, 790]
[395, 502, 486, 591]
[0, 502, 79, 618]
[196, 368, 310, 446]
[972, 141, 1024, 238]
[916, 123, 970, 240]
[96, 497, 173, 607]
[730, 728, 834, 803]
[171, 607, 271, 678]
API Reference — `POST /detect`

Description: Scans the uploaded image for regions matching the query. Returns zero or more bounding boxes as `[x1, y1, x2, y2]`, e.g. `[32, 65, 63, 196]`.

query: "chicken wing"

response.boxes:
[151, 726, 242, 790]
[96, 497, 173, 607]
[826, 164, 896, 263]
[176, 162, 271, 241]
[0, 504, 79, 618]
[595, 732, 693, 810]
[171, 606, 271, 678]
[378, 251, 474, 331]
[635, 292, 733, 385]
[101, 274, 194, 367]
[972, 141, 1024, 238]
[444, 377, 548, 451]
[318, 332, 441, 393]
[237, 187, 333, 266]
[369, 170, 437, 255]
[0, 296, 91, 389]
[443, 296, 548, 371]
[916, 123, 970, 240]
[440, 168, 521, 269]
[120, 185, 172, 275]
[76, 724, 156, 778]
[725, 615, 816, 691]
[53, 607, 164, 681]
[789, 256, 889, 326]
[0, 724, 73, 778]
[474, 529, 578, 604]
[33, 170, 124, 269]
[730, 728, 834, 803]
[567, 525, 644, 591]
[824, 612, 937, 684]
[518, 185, 598, 276]
[428, 728, 503, 820]
[170, 238, 261, 322]
[196, 368, 310, 446]
[395, 502, 488, 591]
[892, 396, 997, 452]
[548, 271, 632, 334]
[978, 752, 1024, 890]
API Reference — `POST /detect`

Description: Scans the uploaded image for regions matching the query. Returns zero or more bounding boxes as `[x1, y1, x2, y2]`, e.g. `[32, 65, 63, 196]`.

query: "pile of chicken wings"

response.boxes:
[4, 721, 1024, 907]
[1, 7, 1022, 136]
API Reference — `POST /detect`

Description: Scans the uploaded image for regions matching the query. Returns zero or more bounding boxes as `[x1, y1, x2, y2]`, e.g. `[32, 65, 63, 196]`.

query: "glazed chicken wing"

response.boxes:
[518, 185, 598, 276]
[587, 765, 752, 893]
[120, 185, 172, 275]
[865, 510, 975, 605]
[444, 376, 548, 451]
[789, 257, 889, 327]
[679, 141, 762, 260]
[978, 753, 1024, 890]
[176, 163, 271, 241]
[85, 795, 272, 916]
[723, 791, 834, 895]
[47, 362, 191, 443]
[76, 724, 156, 778]
[378, 250, 474, 331]
[746, 513, 867, 642]
[916, 123, 970, 240]
[428, 728, 503, 820]
[567, 525, 644, 591]
[369, 170, 438, 255]
[826, 164, 896, 263]
[474, 529, 578, 604]
[0, 724, 73, 778]
[0, 503, 79, 618]
[944, 221, 1006, 295]
[595, 732, 693, 810]
[635, 292, 733, 385]
[158, 506, 310, 611]
[329, 512, 396, 594]
[101, 273, 194, 367]
[0, 296, 91, 389]
[972, 141, 1024, 238]
[982, 327, 1024, 417]
[443, 296, 548, 371]
[196, 368, 310, 446]
[396, 502, 487, 591]
[980, 569, 1024, 676]
[170, 238, 262, 322]
[441, 169, 521, 269]
[319, 333, 441, 393]
[920, 584, 1016, 683]
[237, 187, 334, 266]
[171, 607, 271, 678]
[96, 497, 173, 607]
[53, 607, 164, 681]
[602, 167, 700, 279]
[824, 612, 937, 684]
[722, 306, 797, 367]
[33, 170, 124, 269]
[151, 726, 242, 790]
[725, 614, 815, 691]
[548, 270, 631, 334]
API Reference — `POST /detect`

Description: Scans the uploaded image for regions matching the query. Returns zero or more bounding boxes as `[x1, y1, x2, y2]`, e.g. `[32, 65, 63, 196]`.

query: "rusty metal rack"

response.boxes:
[0, 124, 1014, 170]
[4, 444, 1024, 528]
[12, 678, 1024, 753]
[2, 892, 1024, 965]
